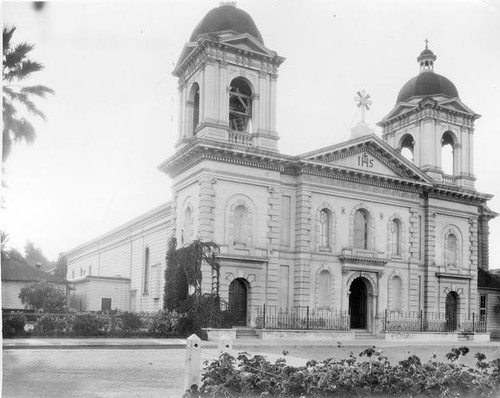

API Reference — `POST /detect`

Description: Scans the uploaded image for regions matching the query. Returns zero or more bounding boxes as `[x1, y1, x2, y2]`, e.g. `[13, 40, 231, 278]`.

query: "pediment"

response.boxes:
[302, 135, 433, 184]
[380, 103, 417, 123]
[438, 99, 478, 117]
[220, 34, 276, 56]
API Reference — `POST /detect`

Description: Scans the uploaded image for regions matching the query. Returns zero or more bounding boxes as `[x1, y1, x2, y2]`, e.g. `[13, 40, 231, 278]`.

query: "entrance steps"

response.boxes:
[235, 328, 260, 340]
[352, 329, 375, 340]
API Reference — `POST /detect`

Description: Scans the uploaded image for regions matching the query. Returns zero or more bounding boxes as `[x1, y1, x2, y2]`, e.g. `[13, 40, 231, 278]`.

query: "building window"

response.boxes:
[182, 206, 193, 245]
[229, 77, 252, 132]
[318, 270, 331, 308]
[480, 295, 487, 318]
[354, 209, 369, 249]
[391, 219, 402, 256]
[101, 298, 112, 313]
[234, 204, 248, 244]
[445, 233, 458, 267]
[191, 83, 200, 135]
[442, 131, 455, 175]
[390, 276, 402, 311]
[319, 209, 331, 248]
[399, 134, 414, 162]
[143, 247, 150, 294]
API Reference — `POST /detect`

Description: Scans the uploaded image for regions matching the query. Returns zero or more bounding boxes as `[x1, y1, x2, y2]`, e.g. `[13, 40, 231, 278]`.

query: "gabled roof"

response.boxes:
[300, 134, 434, 185]
[1, 257, 66, 283]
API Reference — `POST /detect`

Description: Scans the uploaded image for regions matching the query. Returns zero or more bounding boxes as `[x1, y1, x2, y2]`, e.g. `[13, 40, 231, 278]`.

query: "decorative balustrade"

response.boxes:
[442, 174, 458, 186]
[228, 130, 253, 147]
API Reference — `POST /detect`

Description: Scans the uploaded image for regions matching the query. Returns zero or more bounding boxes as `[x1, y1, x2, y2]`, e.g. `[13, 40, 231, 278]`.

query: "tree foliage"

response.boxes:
[54, 254, 68, 278]
[3, 26, 54, 161]
[18, 279, 66, 313]
[164, 237, 220, 312]
[24, 240, 51, 270]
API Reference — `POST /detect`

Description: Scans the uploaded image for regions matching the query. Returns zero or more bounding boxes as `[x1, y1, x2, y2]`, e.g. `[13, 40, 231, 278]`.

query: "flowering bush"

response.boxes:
[33, 313, 72, 336]
[2, 312, 27, 337]
[201, 347, 500, 397]
[145, 311, 177, 337]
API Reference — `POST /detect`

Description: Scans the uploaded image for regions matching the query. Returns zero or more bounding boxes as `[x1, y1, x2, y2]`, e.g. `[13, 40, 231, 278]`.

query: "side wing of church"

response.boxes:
[65, 4, 496, 337]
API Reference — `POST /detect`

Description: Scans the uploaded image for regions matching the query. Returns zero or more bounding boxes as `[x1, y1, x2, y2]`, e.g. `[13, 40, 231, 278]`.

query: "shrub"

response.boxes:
[33, 314, 71, 336]
[2, 313, 26, 337]
[200, 347, 500, 397]
[18, 279, 67, 313]
[146, 311, 177, 337]
[71, 314, 108, 336]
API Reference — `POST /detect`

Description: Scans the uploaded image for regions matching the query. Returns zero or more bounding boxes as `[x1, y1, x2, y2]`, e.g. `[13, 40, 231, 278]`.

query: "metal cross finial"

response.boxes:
[354, 90, 372, 123]
[425, 39, 429, 49]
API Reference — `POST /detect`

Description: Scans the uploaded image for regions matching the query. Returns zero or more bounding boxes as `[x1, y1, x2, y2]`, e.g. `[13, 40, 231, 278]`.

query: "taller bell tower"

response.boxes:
[379, 45, 480, 189]
[173, 3, 285, 152]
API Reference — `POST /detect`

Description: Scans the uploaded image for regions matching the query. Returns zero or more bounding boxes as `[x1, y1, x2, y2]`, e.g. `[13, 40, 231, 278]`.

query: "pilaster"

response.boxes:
[424, 199, 438, 312]
[294, 188, 312, 306]
[265, 186, 281, 305]
[197, 176, 216, 241]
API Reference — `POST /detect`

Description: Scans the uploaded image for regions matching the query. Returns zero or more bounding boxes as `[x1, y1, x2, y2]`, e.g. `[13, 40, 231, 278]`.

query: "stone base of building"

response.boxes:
[383, 331, 490, 342]
[260, 330, 355, 341]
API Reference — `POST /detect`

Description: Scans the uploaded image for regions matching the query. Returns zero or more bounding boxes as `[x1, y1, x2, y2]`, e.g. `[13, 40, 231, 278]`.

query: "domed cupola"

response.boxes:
[190, 3, 264, 43]
[379, 42, 480, 189]
[396, 43, 459, 103]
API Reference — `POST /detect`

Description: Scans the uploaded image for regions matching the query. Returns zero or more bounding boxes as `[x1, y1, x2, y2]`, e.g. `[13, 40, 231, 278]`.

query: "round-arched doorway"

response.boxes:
[349, 277, 368, 329]
[228, 278, 248, 326]
[445, 291, 459, 331]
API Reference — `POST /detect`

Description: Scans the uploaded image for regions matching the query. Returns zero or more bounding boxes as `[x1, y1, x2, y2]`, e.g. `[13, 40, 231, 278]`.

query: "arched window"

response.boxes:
[319, 209, 331, 248]
[442, 132, 455, 175]
[188, 83, 200, 136]
[234, 204, 248, 244]
[318, 270, 331, 308]
[229, 77, 252, 132]
[143, 247, 150, 294]
[390, 276, 402, 311]
[354, 209, 369, 249]
[391, 219, 402, 256]
[400, 134, 414, 162]
[183, 207, 193, 245]
[445, 233, 458, 267]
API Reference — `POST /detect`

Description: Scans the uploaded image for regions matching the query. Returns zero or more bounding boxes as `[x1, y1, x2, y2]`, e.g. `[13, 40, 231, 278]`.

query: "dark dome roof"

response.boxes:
[397, 72, 459, 103]
[419, 48, 435, 57]
[190, 5, 264, 43]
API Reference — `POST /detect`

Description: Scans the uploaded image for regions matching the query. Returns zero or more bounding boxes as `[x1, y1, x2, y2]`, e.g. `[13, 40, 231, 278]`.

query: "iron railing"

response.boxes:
[254, 305, 350, 331]
[383, 310, 487, 333]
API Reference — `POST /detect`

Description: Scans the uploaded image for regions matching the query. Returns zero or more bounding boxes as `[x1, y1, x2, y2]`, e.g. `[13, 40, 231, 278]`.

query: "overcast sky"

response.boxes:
[2, 0, 500, 269]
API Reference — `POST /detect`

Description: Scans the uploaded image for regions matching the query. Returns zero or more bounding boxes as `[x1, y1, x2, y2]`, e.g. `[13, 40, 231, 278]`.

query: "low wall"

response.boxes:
[383, 331, 459, 342]
[260, 330, 355, 341]
[203, 328, 237, 341]
[468, 333, 490, 342]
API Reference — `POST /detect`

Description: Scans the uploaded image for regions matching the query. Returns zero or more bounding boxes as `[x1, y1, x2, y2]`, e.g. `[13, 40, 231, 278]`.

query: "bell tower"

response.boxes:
[379, 44, 480, 189]
[173, 3, 285, 152]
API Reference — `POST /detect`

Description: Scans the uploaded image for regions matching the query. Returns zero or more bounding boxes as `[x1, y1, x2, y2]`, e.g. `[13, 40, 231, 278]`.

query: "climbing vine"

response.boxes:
[163, 237, 220, 312]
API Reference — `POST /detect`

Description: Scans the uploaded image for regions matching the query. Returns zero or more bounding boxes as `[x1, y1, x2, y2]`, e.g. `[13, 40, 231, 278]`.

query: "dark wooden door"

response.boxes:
[349, 278, 367, 329]
[229, 279, 247, 326]
[446, 292, 458, 330]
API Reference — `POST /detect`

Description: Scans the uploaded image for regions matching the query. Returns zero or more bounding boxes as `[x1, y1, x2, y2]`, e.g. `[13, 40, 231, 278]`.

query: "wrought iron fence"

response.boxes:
[383, 310, 487, 333]
[253, 305, 350, 331]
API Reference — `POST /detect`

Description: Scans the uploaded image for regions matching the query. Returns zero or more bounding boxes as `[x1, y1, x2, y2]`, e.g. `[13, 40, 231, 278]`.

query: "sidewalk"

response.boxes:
[4, 337, 500, 350]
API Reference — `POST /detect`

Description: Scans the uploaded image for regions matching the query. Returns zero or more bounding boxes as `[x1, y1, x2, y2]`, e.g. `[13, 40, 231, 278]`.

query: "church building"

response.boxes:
[65, 4, 496, 337]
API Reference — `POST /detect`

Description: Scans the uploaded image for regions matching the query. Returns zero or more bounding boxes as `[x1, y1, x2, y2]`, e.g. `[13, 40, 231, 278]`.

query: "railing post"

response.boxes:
[306, 306, 310, 330]
[262, 304, 266, 329]
[420, 310, 423, 332]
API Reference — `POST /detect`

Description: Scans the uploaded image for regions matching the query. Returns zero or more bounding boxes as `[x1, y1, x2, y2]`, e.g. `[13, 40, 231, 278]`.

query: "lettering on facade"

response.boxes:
[357, 153, 374, 168]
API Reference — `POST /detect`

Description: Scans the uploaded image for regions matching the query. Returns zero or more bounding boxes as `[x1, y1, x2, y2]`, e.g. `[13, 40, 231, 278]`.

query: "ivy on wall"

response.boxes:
[163, 237, 220, 312]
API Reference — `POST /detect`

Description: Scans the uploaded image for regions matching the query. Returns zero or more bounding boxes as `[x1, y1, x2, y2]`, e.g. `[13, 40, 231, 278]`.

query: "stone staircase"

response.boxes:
[352, 329, 375, 340]
[235, 328, 260, 340]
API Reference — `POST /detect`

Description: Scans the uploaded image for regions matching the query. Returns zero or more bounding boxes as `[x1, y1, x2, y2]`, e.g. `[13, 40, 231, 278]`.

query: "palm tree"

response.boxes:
[2, 26, 54, 162]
